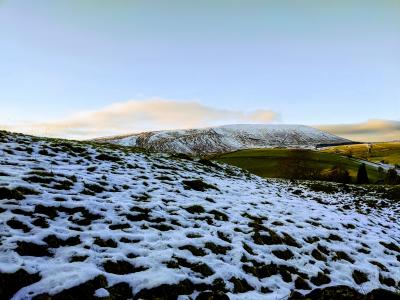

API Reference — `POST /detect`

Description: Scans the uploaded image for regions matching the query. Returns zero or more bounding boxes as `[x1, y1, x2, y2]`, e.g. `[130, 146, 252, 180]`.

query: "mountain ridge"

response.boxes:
[95, 124, 353, 155]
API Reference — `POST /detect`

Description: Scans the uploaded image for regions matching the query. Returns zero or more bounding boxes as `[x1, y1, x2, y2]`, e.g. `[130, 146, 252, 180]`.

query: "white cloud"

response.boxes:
[0, 98, 279, 139]
[316, 119, 400, 142]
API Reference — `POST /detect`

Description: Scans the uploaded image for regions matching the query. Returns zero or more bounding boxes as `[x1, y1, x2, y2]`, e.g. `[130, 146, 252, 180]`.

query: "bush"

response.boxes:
[384, 168, 400, 185]
[327, 165, 351, 184]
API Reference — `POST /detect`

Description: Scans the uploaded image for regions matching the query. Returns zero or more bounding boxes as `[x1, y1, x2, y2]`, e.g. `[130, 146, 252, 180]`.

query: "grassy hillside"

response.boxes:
[211, 148, 385, 183]
[321, 142, 400, 166]
[1, 131, 399, 299]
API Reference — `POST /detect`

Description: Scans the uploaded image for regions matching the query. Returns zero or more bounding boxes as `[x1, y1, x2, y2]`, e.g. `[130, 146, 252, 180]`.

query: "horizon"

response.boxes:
[0, 1, 399, 141]
[3, 121, 399, 144]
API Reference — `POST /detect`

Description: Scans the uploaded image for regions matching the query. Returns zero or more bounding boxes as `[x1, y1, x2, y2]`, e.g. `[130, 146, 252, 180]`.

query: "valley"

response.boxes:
[211, 148, 387, 184]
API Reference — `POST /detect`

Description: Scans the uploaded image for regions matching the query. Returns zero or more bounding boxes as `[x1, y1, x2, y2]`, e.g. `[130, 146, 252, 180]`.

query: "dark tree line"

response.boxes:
[277, 156, 399, 185]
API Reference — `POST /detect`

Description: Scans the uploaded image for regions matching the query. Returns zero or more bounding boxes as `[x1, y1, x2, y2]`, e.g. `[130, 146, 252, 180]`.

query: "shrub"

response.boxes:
[384, 168, 400, 185]
[327, 165, 351, 184]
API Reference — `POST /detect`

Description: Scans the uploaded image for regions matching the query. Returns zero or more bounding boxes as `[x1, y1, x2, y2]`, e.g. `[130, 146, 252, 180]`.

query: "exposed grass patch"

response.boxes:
[43, 234, 81, 248]
[205, 242, 231, 255]
[103, 260, 148, 275]
[7, 219, 31, 233]
[272, 249, 294, 260]
[185, 205, 205, 214]
[95, 153, 121, 162]
[0, 269, 41, 300]
[182, 179, 219, 192]
[352, 270, 369, 284]
[93, 237, 118, 248]
[229, 277, 254, 293]
[179, 245, 206, 257]
[0, 187, 25, 200]
[380, 241, 400, 253]
[310, 272, 331, 286]
[15, 241, 51, 257]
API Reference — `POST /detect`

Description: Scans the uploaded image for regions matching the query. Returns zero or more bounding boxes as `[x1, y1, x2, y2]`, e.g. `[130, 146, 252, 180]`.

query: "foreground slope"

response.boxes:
[0, 131, 399, 300]
[95, 124, 352, 155]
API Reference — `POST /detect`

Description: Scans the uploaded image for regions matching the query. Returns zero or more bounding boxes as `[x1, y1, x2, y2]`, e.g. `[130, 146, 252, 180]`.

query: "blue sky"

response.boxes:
[0, 0, 399, 140]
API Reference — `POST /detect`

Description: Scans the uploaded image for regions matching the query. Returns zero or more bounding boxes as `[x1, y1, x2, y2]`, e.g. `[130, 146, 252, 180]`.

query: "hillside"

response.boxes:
[0, 131, 399, 299]
[211, 149, 385, 183]
[95, 124, 352, 156]
[321, 142, 400, 166]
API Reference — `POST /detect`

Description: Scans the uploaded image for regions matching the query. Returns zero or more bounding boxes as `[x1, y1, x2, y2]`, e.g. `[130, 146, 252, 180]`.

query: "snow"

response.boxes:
[94, 288, 109, 298]
[0, 131, 399, 299]
[95, 124, 352, 155]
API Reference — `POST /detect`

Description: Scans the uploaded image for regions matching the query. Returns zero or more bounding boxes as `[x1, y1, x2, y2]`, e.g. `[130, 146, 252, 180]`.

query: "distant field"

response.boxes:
[211, 148, 385, 183]
[321, 142, 400, 166]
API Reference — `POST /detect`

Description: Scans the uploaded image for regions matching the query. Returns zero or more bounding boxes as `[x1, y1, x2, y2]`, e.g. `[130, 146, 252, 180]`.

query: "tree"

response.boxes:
[385, 168, 400, 185]
[356, 163, 369, 184]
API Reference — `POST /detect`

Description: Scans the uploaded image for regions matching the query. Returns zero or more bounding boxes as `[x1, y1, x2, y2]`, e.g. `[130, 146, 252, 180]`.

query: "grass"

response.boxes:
[211, 148, 385, 183]
[321, 142, 400, 166]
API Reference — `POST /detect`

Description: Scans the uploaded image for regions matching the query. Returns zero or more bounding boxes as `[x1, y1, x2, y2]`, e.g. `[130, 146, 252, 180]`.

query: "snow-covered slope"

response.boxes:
[0, 131, 399, 300]
[95, 124, 353, 155]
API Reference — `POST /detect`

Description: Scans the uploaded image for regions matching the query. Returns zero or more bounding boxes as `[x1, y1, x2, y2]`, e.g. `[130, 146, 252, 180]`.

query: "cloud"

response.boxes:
[316, 119, 400, 142]
[0, 99, 279, 139]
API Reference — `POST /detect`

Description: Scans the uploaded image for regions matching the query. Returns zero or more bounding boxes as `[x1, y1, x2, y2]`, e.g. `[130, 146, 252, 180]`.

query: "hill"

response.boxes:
[321, 142, 400, 166]
[95, 124, 352, 156]
[211, 148, 385, 183]
[0, 131, 399, 299]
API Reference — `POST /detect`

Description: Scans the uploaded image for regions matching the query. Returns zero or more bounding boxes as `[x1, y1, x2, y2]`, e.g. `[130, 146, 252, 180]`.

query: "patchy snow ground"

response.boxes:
[0, 131, 399, 300]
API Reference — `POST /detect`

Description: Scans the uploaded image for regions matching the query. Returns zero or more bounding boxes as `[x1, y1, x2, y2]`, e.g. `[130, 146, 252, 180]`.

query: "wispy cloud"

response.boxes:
[316, 119, 400, 142]
[0, 99, 279, 139]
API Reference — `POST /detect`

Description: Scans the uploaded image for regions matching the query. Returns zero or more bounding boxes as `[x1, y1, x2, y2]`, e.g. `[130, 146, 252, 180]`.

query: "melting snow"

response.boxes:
[0, 131, 398, 299]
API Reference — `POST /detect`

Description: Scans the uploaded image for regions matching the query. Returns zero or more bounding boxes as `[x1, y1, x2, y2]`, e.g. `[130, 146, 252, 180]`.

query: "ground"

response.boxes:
[0, 131, 399, 300]
[211, 148, 385, 183]
[321, 142, 400, 166]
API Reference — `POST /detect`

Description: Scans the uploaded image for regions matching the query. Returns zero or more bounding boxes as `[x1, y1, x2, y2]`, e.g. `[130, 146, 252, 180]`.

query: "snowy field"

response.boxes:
[0, 131, 399, 299]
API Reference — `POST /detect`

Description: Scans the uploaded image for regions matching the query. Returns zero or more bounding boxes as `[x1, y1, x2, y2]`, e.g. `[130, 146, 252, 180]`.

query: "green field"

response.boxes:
[211, 148, 385, 183]
[321, 142, 400, 166]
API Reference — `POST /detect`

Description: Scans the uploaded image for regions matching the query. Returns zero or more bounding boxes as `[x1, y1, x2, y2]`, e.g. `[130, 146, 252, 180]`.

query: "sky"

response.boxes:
[0, 0, 399, 141]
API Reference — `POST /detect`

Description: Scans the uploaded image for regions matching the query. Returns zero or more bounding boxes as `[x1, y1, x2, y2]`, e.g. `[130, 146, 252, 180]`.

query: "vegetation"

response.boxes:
[385, 168, 400, 185]
[211, 148, 386, 184]
[321, 142, 400, 165]
[356, 163, 369, 184]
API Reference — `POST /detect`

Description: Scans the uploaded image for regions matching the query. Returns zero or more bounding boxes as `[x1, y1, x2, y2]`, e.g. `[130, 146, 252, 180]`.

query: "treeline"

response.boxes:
[278, 159, 400, 185]
[382, 168, 400, 185]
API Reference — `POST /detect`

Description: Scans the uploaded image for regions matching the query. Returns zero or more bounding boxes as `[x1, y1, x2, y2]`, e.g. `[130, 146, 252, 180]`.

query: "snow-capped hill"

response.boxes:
[95, 124, 352, 155]
[0, 131, 399, 299]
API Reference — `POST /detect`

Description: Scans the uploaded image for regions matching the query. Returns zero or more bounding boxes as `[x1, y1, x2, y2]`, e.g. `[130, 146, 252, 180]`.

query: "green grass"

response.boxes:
[211, 148, 385, 183]
[322, 142, 400, 166]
